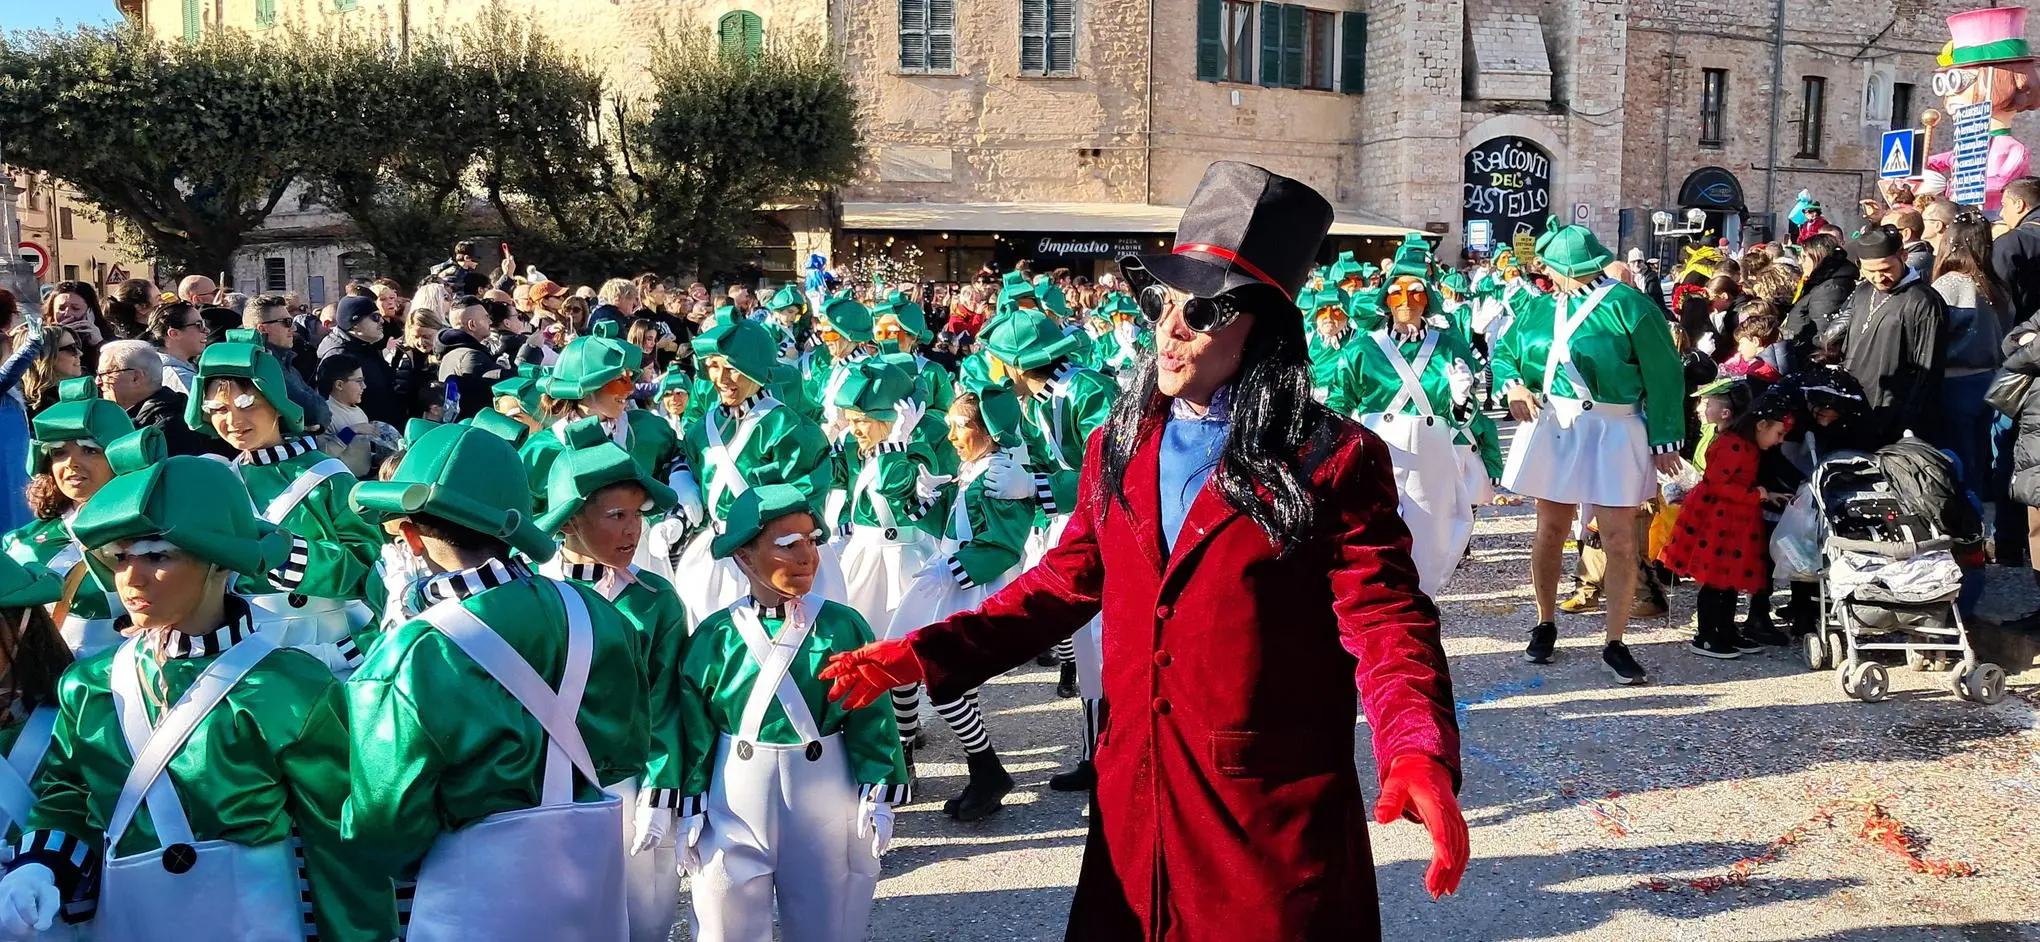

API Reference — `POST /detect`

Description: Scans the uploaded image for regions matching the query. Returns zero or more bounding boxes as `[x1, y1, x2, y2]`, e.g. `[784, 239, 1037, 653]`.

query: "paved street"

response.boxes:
[679, 500, 2040, 941]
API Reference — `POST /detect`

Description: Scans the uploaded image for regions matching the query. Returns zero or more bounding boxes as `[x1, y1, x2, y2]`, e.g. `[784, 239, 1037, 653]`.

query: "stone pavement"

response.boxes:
[672, 504, 2040, 941]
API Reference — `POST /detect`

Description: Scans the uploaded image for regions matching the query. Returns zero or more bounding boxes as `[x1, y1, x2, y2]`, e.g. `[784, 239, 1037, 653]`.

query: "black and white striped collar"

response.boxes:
[126, 596, 256, 660]
[1031, 359, 1080, 403]
[561, 561, 606, 583]
[1388, 321, 1426, 343]
[721, 394, 764, 420]
[421, 558, 534, 605]
[240, 437, 319, 466]
[755, 600, 788, 620]
[1558, 276, 1616, 299]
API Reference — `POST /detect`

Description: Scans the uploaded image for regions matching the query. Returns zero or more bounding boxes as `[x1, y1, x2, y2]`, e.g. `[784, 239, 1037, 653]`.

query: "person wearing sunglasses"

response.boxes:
[1492, 218, 1688, 686]
[1347, 247, 1495, 596]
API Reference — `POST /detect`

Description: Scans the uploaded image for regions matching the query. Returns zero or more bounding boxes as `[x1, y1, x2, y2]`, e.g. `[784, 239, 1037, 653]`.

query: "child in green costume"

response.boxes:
[3, 396, 135, 656]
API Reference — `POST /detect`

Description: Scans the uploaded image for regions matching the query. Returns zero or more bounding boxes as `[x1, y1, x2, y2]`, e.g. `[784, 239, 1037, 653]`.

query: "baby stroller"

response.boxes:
[1797, 442, 2006, 705]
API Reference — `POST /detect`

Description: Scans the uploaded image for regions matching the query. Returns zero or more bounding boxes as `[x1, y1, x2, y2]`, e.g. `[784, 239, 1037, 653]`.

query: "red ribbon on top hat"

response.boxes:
[1174, 243, 1291, 300]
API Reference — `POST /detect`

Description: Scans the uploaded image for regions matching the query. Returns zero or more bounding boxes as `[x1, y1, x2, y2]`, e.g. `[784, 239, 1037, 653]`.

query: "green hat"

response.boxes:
[72, 443, 293, 579]
[492, 370, 544, 417]
[30, 396, 136, 475]
[1298, 284, 1350, 316]
[713, 303, 737, 322]
[876, 291, 932, 341]
[467, 408, 530, 448]
[351, 423, 556, 562]
[1035, 282, 1072, 319]
[1387, 235, 1433, 283]
[0, 553, 63, 609]
[536, 441, 678, 535]
[976, 384, 1025, 448]
[696, 319, 779, 387]
[546, 336, 636, 401]
[768, 284, 807, 312]
[983, 309, 1082, 373]
[1329, 251, 1366, 283]
[404, 418, 442, 445]
[1094, 293, 1139, 321]
[1692, 376, 1747, 399]
[657, 362, 692, 396]
[1534, 215, 1615, 279]
[817, 297, 874, 344]
[56, 376, 95, 403]
[184, 340, 305, 437]
[711, 483, 825, 559]
[1439, 272, 1471, 296]
[832, 356, 916, 422]
[997, 271, 1038, 310]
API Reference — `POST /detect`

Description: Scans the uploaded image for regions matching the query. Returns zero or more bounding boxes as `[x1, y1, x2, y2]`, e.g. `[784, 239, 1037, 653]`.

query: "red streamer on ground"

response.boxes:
[1638, 800, 1978, 893]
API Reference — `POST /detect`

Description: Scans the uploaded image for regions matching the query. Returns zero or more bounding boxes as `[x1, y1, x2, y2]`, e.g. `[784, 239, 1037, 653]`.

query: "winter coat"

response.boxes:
[1998, 313, 2040, 508]
[1990, 215, 2040, 324]
[435, 328, 501, 417]
[1837, 272, 1947, 445]
[1662, 432, 1770, 593]
[386, 346, 440, 420]
[267, 342, 332, 433]
[1932, 272, 2006, 375]
[129, 385, 230, 458]
[1785, 253, 1860, 364]
[319, 331, 404, 426]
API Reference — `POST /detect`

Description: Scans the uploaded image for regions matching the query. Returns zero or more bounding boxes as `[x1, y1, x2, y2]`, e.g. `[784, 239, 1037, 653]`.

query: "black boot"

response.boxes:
[944, 750, 1016, 821]
[1034, 650, 1060, 667]
[1056, 662, 1079, 699]
[1049, 760, 1096, 792]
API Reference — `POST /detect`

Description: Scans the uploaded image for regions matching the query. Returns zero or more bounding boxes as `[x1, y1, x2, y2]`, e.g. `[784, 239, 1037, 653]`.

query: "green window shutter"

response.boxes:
[181, 0, 199, 42]
[1047, 0, 1075, 73]
[900, 0, 927, 71]
[719, 11, 763, 59]
[334, 0, 357, 10]
[1258, 3, 1284, 88]
[1196, 0, 1222, 81]
[255, 0, 276, 26]
[1020, 0, 1047, 74]
[1281, 4, 1305, 89]
[928, 0, 954, 71]
[1340, 11, 1365, 94]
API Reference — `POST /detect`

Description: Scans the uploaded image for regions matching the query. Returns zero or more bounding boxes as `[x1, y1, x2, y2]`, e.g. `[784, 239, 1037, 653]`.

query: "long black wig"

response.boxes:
[1097, 286, 1342, 555]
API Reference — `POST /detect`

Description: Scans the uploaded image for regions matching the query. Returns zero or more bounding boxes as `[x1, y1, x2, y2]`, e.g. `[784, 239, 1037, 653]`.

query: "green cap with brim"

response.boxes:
[351, 423, 556, 562]
[184, 340, 305, 438]
[1440, 272, 1471, 296]
[1387, 234, 1433, 283]
[768, 285, 807, 312]
[56, 376, 95, 403]
[1692, 376, 1747, 399]
[72, 444, 293, 579]
[711, 483, 825, 559]
[817, 298, 875, 344]
[0, 553, 64, 609]
[467, 408, 530, 448]
[1092, 293, 1139, 322]
[876, 291, 932, 341]
[1330, 250, 1366, 283]
[832, 356, 916, 422]
[1534, 215, 1616, 279]
[493, 376, 543, 418]
[404, 418, 442, 446]
[30, 397, 136, 475]
[997, 271, 1037, 311]
[545, 336, 636, 401]
[977, 384, 1025, 448]
[1298, 285, 1350, 316]
[537, 441, 678, 535]
[1036, 282, 1072, 319]
[658, 362, 692, 396]
[695, 319, 780, 388]
[983, 309, 1083, 373]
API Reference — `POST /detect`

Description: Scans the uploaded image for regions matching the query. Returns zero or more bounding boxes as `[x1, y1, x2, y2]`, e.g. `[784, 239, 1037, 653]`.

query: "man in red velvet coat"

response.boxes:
[824, 162, 1468, 942]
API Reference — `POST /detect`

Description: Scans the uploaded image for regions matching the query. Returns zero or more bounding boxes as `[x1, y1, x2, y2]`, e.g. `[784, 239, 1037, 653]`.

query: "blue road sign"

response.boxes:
[1879, 129, 1921, 180]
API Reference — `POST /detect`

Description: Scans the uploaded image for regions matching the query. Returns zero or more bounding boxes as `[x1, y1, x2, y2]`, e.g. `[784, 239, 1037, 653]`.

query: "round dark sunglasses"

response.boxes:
[1135, 283, 1244, 333]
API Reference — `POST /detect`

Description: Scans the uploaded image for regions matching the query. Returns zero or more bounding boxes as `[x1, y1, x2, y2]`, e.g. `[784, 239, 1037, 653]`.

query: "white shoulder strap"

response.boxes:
[728, 597, 823, 745]
[263, 458, 351, 525]
[1372, 329, 1441, 418]
[704, 399, 781, 513]
[420, 579, 597, 806]
[1542, 282, 1615, 400]
[0, 707, 58, 836]
[107, 634, 280, 847]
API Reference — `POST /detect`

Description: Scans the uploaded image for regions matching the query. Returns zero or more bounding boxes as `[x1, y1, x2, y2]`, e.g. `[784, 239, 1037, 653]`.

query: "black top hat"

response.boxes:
[1119, 161, 1334, 302]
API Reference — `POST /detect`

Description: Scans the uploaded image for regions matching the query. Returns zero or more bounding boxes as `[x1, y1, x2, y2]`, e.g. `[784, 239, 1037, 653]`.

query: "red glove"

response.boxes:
[1374, 754, 1469, 899]
[819, 639, 926, 710]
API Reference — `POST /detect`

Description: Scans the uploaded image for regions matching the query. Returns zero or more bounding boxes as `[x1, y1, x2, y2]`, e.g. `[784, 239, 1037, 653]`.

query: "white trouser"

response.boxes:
[690, 734, 877, 942]
[99, 839, 300, 942]
[1361, 412, 1477, 596]
[1024, 515, 1102, 698]
[609, 778, 678, 942]
[835, 525, 935, 635]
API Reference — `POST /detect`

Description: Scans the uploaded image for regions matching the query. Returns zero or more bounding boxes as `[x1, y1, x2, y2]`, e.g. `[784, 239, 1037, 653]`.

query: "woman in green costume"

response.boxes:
[0, 433, 397, 941]
[189, 333, 383, 674]
[3, 396, 134, 656]
[537, 436, 688, 942]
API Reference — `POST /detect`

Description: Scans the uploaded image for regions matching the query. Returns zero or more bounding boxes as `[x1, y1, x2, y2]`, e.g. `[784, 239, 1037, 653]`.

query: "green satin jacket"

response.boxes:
[3, 517, 119, 622]
[557, 563, 693, 802]
[909, 458, 1036, 588]
[827, 439, 941, 534]
[1307, 328, 1367, 417]
[680, 396, 834, 523]
[1489, 279, 1687, 450]
[1016, 362, 1116, 516]
[677, 599, 909, 805]
[521, 411, 682, 513]
[341, 564, 649, 880]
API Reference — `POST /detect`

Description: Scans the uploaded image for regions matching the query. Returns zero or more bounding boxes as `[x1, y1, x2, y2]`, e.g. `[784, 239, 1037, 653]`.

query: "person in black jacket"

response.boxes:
[1837, 225, 1949, 447]
[90, 339, 230, 457]
[317, 295, 405, 426]
[435, 297, 502, 420]
[1784, 232, 1857, 365]
[1991, 177, 2040, 326]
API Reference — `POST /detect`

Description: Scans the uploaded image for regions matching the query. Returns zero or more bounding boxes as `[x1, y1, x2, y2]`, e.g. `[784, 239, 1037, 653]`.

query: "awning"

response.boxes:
[840, 201, 1420, 239]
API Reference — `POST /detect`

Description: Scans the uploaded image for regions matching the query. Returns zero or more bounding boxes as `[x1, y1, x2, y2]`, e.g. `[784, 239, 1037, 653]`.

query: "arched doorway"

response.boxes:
[1676, 166, 1749, 246]
[1463, 136, 1554, 257]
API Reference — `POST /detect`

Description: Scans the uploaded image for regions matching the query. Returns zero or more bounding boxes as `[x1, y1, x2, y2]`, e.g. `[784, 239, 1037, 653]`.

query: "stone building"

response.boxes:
[7, 170, 153, 291]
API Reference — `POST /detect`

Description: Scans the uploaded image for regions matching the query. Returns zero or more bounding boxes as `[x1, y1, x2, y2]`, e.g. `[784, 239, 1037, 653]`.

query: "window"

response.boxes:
[334, 0, 357, 11]
[1020, 0, 1076, 76]
[1198, 0, 1256, 83]
[61, 266, 77, 283]
[718, 11, 764, 59]
[1797, 76, 1826, 158]
[899, 0, 956, 73]
[264, 257, 287, 293]
[1890, 82, 1914, 130]
[1339, 11, 1366, 94]
[58, 208, 73, 241]
[181, 0, 200, 43]
[1303, 10, 1336, 90]
[1698, 68, 1725, 146]
[255, 0, 275, 26]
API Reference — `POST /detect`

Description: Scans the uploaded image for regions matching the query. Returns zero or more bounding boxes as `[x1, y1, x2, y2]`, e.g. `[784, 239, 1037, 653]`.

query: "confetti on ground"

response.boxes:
[1639, 798, 1981, 894]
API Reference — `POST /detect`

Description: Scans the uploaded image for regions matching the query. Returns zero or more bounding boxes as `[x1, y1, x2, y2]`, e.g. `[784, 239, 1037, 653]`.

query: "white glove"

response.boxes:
[1446, 361, 1476, 407]
[885, 400, 927, 447]
[983, 454, 1038, 501]
[668, 468, 705, 526]
[914, 467, 953, 504]
[857, 795, 896, 859]
[1428, 313, 1452, 331]
[0, 864, 59, 937]
[1695, 334, 1716, 356]
[675, 812, 706, 877]
[631, 802, 673, 856]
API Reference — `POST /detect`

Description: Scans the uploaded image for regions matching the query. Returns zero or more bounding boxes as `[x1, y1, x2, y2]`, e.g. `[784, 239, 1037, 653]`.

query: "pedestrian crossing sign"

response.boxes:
[1879, 129, 1922, 180]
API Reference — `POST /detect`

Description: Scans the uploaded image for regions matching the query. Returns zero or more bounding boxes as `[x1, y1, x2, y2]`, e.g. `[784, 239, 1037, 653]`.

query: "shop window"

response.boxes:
[719, 11, 764, 59]
[1020, 0, 1076, 76]
[899, 0, 956, 73]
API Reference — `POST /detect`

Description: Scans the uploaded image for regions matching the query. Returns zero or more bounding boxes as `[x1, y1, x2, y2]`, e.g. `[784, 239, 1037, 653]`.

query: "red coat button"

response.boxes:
[1155, 604, 1173, 619]
[1152, 697, 1171, 714]
[1152, 650, 1172, 667]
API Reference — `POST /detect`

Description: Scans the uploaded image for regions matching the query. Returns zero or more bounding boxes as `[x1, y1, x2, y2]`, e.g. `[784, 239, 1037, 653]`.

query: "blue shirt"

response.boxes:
[1159, 388, 1231, 551]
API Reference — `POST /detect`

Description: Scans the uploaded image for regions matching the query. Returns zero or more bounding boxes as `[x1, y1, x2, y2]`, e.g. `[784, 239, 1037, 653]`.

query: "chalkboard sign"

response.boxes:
[1463, 136, 1553, 249]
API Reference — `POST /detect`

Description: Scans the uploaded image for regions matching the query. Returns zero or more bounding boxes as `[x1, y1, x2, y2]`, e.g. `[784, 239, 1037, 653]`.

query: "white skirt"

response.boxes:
[1501, 396, 1655, 509]
[888, 543, 1017, 641]
[1361, 413, 1476, 597]
[1458, 442, 1495, 507]
[1023, 516, 1103, 699]
[835, 525, 936, 633]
